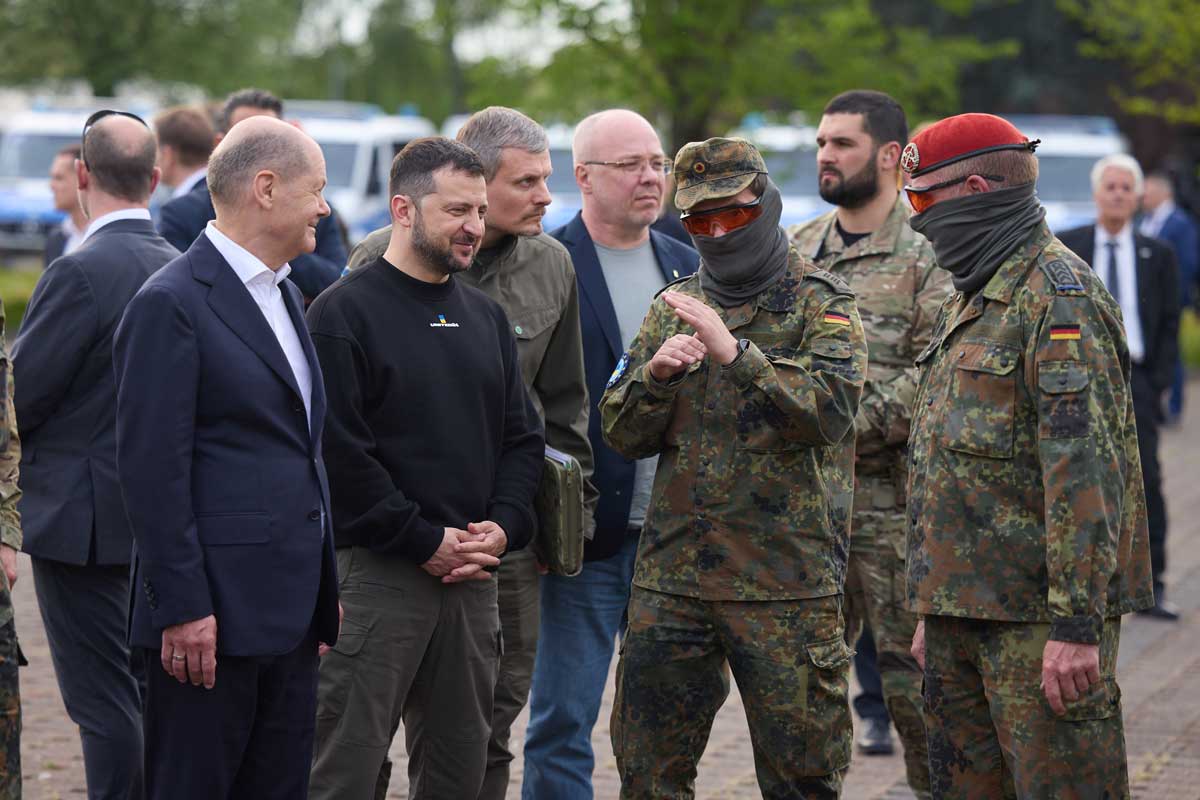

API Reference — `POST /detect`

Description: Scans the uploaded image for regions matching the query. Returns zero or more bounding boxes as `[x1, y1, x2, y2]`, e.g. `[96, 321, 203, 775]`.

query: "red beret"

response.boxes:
[901, 113, 1039, 178]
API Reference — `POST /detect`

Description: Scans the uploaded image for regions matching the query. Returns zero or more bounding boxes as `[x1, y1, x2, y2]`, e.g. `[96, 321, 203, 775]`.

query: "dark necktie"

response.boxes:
[1105, 241, 1121, 304]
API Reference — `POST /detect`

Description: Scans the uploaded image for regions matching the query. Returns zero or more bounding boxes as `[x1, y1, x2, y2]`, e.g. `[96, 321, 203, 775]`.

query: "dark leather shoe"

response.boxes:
[1137, 600, 1181, 621]
[857, 717, 894, 755]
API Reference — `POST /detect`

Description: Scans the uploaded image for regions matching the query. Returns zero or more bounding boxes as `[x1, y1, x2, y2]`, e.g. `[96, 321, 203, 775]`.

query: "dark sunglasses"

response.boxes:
[81, 109, 150, 169]
[680, 194, 764, 237]
[904, 173, 1005, 213]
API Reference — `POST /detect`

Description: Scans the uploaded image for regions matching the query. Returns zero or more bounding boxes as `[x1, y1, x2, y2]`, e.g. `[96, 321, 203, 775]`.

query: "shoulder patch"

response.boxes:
[607, 352, 631, 389]
[804, 268, 854, 297]
[1039, 259, 1085, 295]
[654, 274, 695, 299]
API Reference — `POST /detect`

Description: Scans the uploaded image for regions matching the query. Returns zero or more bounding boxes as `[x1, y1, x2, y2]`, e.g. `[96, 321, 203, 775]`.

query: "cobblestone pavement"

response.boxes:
[14, 390, 1200, 799]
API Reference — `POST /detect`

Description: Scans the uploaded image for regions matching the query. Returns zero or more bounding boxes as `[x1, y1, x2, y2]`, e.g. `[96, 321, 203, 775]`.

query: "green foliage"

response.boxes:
[0, 267, 44, 336]
[520, 0, 1014, 150]
[1181, 309, 1200, 370]
[1059, 0, 1200, 124]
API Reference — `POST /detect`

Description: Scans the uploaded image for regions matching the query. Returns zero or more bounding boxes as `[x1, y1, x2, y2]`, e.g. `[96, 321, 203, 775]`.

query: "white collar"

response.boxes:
[172, 167, 207, 199]
[204, 220, 292, 286]
[1096, 222, 1132, 247]
[80, 208, 152, 244]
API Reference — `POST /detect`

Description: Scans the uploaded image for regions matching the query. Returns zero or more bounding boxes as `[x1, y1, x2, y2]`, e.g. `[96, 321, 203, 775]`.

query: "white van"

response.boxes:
[296, 113, 436, 246]
[0, 110, 93, 252]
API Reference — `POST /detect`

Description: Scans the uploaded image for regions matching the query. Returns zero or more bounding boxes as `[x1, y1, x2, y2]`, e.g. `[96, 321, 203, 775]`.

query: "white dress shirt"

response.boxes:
[1094, 223, 1144, 363]
[59, 216, 85, 256]
[79, 208, 152, 246]
[204, 221, 314, 427]
[171, 167, 207, 199]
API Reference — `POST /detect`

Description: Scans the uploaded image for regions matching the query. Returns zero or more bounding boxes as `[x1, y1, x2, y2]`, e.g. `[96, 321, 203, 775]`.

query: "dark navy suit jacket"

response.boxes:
[551, 212, 699, 561]
[157, 177, 347, 300]
[113, 233, 339, 656]
[14, 218, 179, 565]
[1149, 207, 1199, 307]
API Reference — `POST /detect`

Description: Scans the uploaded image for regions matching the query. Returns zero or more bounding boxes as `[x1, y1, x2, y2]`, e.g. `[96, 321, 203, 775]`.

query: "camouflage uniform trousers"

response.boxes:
[0, 576, 19, 799]
[612, 586, 853, 800]
[844, 479, 930, 799]
[923, 615, 1128, 800]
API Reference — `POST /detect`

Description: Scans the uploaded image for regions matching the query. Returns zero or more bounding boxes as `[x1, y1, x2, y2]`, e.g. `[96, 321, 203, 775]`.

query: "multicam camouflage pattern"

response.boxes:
[907, 222, 1155, 642]
[924, 616, 1128, 799]
[600, 246, 866, 600]
[672, 137, 767, 211]
[0, 298, 21, 798]
[790, 196, 947, 799]
[612, 587, 851, 800]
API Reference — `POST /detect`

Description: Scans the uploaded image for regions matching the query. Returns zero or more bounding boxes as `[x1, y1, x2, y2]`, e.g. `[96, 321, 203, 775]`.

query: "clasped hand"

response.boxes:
[422, 522, 507, 583]
[648, 292, 739, 382]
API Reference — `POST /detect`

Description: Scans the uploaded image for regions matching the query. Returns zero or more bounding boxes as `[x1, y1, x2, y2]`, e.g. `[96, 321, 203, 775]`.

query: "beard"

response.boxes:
[818, 147, 881, 209]
[412, 210, 475, 276]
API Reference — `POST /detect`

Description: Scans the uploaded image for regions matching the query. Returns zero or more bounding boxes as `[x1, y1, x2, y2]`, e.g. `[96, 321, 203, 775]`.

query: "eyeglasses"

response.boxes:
[583, 158, 672, 175]
[904, 173, 1006, 213]
[680, 194, 764, 237]
[80, 109, 150, 169]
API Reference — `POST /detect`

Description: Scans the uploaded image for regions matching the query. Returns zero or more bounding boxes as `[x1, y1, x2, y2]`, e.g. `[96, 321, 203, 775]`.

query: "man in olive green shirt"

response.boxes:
[343, 108, 596, 800]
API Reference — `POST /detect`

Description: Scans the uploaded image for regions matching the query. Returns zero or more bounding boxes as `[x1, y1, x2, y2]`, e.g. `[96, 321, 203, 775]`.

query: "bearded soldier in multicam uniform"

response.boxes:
[903, 113, 1153, 799]
[601, 137, 866, 800]
[789, 90, 949, 800]
[0, 298, 22, 797]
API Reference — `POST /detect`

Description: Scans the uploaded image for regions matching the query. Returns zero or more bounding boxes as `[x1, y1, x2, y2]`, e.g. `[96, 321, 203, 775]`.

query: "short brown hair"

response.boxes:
[389, 137, 485, 203]
[942, 149, 1039, 186]
[154, 106, 215, 167]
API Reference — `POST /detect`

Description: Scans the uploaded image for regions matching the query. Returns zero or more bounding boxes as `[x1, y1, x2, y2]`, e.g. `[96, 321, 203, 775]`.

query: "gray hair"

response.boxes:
[456, 106, 547, 180]
[1090, 153, 1144, 194]
[207, 129, 308, 208]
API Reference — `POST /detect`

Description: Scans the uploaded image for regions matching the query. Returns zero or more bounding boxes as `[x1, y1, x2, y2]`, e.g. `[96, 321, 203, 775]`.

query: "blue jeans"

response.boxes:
[521, 531, 639, 800]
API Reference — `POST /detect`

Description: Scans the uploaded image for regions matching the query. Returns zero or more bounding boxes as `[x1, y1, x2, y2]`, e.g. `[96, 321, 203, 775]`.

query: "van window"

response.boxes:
[315, 141, 358, 189]
[0, 133, 81, 179]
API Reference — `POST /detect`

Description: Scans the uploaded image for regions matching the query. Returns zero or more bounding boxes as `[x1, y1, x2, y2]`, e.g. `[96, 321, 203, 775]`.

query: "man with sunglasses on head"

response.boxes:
[903, 114, 1153, 799]
[13, 109, 178, 800]
[600, 137, 866, 799]
[788, 90, 948, 798]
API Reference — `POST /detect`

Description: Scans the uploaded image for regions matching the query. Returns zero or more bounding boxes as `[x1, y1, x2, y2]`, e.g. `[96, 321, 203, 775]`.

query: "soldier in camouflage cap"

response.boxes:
[790, 90, 948, 799]
[600, 136, 867, 799]
[903, 113, 1152, 798]
[0, 298, 22, 796]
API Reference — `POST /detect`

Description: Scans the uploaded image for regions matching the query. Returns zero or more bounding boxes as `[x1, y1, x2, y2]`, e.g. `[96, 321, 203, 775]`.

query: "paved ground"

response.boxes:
[14, 390, 1200, 798]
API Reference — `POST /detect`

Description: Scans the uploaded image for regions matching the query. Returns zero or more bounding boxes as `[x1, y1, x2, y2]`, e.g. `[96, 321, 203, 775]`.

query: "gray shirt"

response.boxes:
[595, 238, 664, 528]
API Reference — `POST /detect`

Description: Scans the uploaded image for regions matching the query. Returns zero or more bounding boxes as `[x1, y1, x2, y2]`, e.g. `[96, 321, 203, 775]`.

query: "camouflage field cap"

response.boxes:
[673, 137, 767, 211]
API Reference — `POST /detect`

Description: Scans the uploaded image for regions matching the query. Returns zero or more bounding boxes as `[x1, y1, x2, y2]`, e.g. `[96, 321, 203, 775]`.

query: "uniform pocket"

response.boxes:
[803, 636, 853, 775]
[1060, 677, 1119, 722]
[1038, 360, 1090, 439]
[942, 341, 1019, 459]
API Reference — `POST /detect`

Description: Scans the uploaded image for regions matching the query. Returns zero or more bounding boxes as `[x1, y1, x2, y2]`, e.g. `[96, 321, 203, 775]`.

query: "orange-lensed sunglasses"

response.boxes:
[680, 195, 764, 237]
[904, 173, 1006, 213]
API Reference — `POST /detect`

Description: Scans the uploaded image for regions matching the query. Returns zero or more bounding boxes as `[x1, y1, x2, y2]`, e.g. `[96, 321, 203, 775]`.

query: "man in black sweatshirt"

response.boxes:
[306, 137, 545, 799]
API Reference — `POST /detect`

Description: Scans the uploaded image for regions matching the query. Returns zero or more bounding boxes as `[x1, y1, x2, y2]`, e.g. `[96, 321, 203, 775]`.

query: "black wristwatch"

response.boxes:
[731, 338, 751, 364]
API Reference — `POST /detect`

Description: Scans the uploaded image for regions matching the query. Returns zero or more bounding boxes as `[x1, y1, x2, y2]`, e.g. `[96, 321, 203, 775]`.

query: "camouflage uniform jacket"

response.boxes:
[906, 222, 1154, 644]
[600, 247, 867, 600]
[348, 226, 599, 535]
[790, 196, 950, 493]
[0, 300, 21, 627]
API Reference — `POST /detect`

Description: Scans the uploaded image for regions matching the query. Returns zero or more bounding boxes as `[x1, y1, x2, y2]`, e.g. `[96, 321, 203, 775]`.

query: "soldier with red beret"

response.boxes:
[903, 113, 1153, 798]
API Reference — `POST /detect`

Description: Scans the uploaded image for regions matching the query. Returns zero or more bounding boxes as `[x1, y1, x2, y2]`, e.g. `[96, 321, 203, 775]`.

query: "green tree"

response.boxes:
[1059, 0, 1200, 125]
[524, 0, 1012, 150]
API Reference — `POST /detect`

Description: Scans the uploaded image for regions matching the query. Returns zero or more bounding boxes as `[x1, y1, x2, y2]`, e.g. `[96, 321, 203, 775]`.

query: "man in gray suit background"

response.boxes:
[12, 109, 179, 800]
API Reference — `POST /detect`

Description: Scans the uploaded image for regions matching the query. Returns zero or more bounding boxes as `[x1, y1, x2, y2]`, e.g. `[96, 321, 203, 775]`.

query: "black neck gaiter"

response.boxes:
[908, 182, 1046, 293]
[695, 179, 790, 307]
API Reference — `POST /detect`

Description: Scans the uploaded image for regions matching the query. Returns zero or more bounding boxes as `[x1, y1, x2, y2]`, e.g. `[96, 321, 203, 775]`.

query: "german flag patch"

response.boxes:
[1049, 324, 1081, 341]
[823, 311, 851, 327]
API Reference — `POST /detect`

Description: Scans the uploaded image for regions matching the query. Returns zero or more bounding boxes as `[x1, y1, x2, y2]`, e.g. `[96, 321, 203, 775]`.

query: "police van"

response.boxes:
[0, 109, 93, 253]
[294, 108, 436, 246]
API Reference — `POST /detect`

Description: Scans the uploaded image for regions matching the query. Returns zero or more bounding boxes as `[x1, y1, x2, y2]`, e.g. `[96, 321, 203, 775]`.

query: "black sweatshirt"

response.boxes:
[306, 257, 545, 563]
